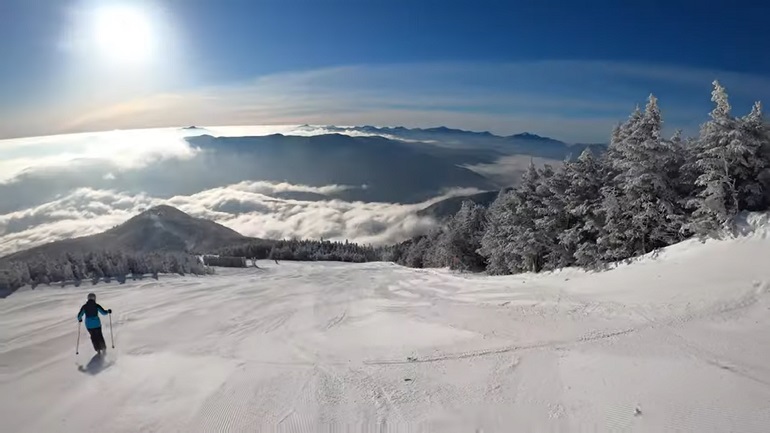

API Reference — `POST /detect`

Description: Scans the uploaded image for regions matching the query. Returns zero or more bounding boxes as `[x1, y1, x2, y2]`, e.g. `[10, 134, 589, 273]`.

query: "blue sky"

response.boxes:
[1, 0, 769, 141]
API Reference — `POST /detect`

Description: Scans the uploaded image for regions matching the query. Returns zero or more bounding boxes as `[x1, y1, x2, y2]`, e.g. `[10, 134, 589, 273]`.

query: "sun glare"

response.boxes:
[93, 6, 154, 64]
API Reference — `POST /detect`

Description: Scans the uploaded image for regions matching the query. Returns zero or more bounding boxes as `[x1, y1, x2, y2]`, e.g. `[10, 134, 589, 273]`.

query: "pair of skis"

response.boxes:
[75, 313, 114, 355]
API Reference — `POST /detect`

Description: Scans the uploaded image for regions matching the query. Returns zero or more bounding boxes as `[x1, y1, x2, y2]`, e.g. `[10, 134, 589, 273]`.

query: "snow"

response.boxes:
[2, 228, 770, 431]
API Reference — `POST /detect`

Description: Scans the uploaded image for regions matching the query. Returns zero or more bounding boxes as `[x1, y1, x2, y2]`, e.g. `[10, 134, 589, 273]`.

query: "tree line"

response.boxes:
[388, 82, 770, 274]
[0, 236, 384, 296]
[213, 238, 383, 263]
[0, 250, 213, 294]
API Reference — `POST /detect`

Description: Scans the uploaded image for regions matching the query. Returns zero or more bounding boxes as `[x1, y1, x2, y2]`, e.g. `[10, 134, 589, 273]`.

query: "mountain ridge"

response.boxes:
[292, 125, 607, 162]
[185, 133, 497, 203]
[297, 124, 606, 147]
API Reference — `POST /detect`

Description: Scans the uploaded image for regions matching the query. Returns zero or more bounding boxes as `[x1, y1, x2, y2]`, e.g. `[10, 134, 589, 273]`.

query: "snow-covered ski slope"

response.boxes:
[3, 220, 770, 432]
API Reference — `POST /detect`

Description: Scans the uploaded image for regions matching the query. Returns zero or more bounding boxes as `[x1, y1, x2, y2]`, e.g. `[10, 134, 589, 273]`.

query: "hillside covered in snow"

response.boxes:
[2, 214, 770, 432]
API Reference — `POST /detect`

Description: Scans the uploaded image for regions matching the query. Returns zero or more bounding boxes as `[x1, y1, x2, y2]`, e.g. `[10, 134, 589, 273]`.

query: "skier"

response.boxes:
[77, 293, 112, 354]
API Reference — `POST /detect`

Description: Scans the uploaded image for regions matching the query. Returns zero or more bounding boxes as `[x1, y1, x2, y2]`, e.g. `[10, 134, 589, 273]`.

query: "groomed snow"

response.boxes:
[2, 226, 770, 432]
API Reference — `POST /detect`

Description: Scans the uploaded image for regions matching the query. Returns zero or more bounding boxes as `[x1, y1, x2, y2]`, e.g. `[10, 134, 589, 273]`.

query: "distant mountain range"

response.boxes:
[184, 133, 497, 203]
[181, 128, 605, 203]
[1, 205, 250, 263]
[298, 124, 606, 160]
[0, 126, 606, 222]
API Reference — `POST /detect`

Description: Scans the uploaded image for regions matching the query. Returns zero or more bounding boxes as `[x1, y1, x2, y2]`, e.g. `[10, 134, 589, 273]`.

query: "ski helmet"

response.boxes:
[87, 293, 96, 301]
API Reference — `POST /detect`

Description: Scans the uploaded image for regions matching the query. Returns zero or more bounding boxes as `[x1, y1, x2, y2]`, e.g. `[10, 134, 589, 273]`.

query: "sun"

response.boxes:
[93, 5, 155, 64]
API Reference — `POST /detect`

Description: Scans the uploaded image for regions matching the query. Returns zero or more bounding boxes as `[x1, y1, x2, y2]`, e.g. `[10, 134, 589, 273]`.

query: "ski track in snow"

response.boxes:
[2, 234, 770, 432]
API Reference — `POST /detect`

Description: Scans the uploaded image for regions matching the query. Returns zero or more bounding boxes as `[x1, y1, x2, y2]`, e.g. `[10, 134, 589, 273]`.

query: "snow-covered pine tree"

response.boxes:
[536, 163, 574, 270]
[600, 94, 685, 259]
[689, 81, 739, 233]
[1, 262, 31, 292]
[479, 188, 516, 275]
[480, 163, 550, 274]
[671, 131, 700, 238]
[599, 106, 643, 261]
[558, 148, 606, 268]
[687, 81, 767, 234]
[423, 226, 449, 268]
[88, 254, 104, 280]
[443, 200, 487, 271]
[756, 104, 770, 205]
[403, 235, 431, 268]
[510, 162, 552, 273]
[15, 261, 31, 287]
[739, 101, 770, 210]
[62, 262, 75, 287]
[605, 106, 642, 178]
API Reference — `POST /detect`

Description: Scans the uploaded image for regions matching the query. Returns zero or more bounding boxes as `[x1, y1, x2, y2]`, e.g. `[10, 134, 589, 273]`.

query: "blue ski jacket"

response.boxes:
[77, 300, 109, 329]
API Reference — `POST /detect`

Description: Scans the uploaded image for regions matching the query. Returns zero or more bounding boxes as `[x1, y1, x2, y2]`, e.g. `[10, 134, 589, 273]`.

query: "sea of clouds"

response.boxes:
[0, 126, 480, 256]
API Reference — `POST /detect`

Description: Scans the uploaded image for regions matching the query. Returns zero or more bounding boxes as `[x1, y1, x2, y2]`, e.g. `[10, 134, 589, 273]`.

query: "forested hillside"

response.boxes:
[213, 238, 383, 263]
[389, 82, 770, 274]
[0, 250, 211, 296]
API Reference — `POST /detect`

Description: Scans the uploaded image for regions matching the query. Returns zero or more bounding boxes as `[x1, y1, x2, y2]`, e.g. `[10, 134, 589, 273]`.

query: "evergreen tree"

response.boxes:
[559, 149, 606, 268]
[739, 101, 770, 210]
[600, 95, 685, 258]
[509, 163, 545, 272]
[536, 164, 573, 270]
[403, 235, 430, 268]
[62, 262, 75, 284]
[480, 164, 549, 274]
[687, 81, 764, 234]
[422, 227, 449, 268]
[478, 189, 515, 275]
[443, 200, 487, 271]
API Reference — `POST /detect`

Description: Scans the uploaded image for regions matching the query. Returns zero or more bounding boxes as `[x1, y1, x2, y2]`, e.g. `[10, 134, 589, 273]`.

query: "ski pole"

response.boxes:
[109, 313, 115, 349]
[76, 321, 81, 355]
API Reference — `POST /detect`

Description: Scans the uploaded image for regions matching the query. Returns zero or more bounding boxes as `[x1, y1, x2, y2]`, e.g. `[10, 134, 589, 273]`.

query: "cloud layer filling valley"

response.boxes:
[0, 181, 461, 256]
[0, 127, 492, 256]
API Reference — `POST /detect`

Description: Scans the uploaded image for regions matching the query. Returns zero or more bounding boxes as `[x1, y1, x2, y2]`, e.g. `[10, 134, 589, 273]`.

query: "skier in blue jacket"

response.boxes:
[77, 293, 112, 353]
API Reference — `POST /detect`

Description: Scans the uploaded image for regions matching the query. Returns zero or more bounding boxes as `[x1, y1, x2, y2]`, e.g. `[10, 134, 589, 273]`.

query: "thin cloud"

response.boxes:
[0, 128, 199, 182]
[3, 61, 769, 142]
[229, 181, 356, 196]
[0, 126, 401, 185]
[464, 155, 562, 187]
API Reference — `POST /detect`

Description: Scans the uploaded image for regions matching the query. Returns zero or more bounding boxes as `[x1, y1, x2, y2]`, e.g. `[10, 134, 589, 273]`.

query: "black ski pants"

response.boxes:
[88, 327, 106, 351]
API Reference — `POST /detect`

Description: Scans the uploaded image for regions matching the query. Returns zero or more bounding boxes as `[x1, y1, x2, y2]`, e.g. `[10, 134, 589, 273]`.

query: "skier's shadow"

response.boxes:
[77, 353, 113, 375]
